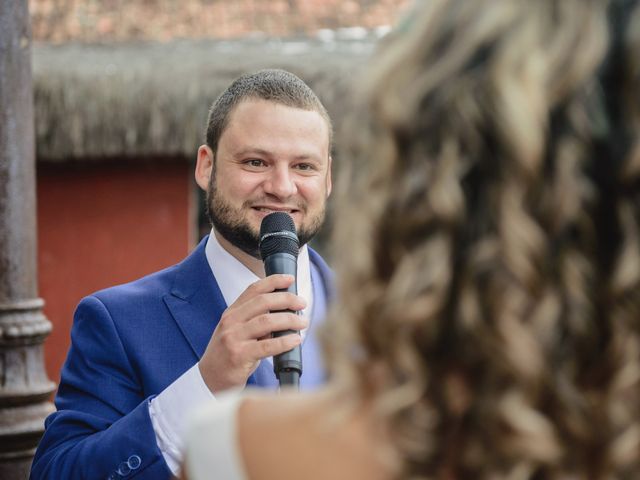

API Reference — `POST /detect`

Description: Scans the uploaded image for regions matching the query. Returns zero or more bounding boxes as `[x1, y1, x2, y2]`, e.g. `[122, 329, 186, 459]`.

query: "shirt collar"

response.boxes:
[204, 229, 313, 318]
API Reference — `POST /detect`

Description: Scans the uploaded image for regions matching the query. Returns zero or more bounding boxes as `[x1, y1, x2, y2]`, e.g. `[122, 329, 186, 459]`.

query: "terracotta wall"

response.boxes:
[37, 162, 193, 383]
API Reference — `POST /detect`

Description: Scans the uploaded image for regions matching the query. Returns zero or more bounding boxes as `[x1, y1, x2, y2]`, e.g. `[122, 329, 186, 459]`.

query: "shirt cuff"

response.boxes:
[149, 363, 215, 475]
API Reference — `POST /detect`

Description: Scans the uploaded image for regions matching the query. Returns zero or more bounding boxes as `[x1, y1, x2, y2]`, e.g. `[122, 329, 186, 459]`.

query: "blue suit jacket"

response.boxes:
[31, 237, 333, 479]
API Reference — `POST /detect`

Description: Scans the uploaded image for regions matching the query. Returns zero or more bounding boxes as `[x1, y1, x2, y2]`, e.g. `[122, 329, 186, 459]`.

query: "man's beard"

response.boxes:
[206, 176, 325, 259]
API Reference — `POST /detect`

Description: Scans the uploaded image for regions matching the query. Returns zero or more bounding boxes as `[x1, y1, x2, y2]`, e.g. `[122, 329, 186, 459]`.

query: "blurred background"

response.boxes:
[31, 0, 407, 42]
[30, 0, 410, 387]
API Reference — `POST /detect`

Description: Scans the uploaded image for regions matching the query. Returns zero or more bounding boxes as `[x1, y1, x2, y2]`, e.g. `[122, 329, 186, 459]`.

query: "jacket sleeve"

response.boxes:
[30, 296, 174, 480]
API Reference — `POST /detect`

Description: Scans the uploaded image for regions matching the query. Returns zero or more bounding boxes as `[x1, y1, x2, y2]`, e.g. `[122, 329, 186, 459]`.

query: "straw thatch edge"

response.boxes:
[33, 38, 374, 163]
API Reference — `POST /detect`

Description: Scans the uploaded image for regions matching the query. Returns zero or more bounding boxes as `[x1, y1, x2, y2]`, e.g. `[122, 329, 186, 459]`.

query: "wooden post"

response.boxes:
[0, 0, 56, 478]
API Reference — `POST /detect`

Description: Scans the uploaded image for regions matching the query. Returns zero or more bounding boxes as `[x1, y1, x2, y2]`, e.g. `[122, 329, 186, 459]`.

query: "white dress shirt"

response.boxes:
[149, 230, 313, 475]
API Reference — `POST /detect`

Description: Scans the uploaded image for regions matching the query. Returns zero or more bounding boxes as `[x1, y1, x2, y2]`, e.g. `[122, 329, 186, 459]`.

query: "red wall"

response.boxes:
[37, 162, 193, 384]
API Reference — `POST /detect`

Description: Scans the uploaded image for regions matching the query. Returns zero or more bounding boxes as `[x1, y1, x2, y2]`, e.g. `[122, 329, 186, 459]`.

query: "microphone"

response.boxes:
[259, 212, 303, 388]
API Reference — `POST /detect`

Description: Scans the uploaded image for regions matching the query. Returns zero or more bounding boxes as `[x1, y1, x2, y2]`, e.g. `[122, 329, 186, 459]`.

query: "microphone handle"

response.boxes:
[263, 252, 302, 388]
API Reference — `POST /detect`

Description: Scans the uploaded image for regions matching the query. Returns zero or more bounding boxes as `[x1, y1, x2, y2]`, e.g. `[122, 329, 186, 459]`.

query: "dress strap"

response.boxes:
[185, 389, 248, 480]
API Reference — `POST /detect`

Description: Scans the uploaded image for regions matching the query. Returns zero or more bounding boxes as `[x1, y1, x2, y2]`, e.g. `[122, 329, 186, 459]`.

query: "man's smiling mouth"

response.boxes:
[252, 206, 299, 214]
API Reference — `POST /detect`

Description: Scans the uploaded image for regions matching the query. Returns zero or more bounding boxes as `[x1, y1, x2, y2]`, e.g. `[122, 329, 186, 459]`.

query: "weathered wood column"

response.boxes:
[0, 0, 56, 478]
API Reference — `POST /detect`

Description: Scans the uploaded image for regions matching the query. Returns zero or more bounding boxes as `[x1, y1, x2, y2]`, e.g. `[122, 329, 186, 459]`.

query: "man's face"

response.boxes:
[201, 99, 332, 258]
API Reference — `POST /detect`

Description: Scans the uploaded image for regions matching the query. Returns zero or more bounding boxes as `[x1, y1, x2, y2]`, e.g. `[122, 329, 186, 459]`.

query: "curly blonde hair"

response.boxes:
[322, 0, 640, 478]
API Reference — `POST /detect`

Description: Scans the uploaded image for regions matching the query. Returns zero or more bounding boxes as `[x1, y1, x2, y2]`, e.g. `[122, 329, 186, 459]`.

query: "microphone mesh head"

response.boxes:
[259, 212, 299, 259]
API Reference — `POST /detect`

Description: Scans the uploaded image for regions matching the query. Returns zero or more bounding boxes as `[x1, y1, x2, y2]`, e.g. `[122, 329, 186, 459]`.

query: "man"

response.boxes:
[31, 69, 334, 479]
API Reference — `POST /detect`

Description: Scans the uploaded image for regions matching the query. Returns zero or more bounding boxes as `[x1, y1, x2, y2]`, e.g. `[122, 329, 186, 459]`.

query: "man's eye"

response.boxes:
[246, 159, 265, 167]
[295, 163, 314, 171]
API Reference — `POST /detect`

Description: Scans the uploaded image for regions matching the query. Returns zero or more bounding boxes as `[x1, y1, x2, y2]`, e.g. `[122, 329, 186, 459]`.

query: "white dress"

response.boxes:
[185, 390, 248, 480]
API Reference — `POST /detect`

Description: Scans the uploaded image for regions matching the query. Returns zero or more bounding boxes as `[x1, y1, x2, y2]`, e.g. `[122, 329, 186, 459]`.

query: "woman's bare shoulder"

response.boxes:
[237, 389, 391, 480]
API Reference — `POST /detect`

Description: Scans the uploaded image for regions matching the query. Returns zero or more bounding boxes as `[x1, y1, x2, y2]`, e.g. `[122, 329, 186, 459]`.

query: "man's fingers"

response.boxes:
[245, 312, 309, 339]
[236, 274, 295, 302]
[246, 333, 303, 361]
[231, 291, 306, 322]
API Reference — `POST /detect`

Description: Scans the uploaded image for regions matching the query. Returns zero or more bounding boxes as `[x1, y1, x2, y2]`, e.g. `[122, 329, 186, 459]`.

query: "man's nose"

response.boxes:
[263, 166, 297, 198]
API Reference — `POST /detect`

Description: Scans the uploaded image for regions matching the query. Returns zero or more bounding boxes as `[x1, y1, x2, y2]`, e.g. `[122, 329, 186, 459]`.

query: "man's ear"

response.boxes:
[326, 155, 333, 197]
[195, 145, 214, 191]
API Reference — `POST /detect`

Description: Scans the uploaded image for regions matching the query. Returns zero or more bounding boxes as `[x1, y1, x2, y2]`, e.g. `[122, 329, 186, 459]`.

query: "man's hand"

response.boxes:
[198, 274, 308, 394]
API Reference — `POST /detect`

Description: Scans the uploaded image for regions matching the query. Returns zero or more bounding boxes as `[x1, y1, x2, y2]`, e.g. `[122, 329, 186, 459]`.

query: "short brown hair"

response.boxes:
[205, 69, 332, 153]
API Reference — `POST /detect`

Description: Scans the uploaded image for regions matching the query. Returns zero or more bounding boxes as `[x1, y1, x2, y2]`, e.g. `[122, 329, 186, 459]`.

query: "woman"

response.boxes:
[184, 0, 640, 478]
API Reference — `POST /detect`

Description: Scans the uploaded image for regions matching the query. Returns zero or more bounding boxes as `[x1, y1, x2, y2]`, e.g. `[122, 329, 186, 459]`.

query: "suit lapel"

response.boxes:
[163, 236, 228, 359]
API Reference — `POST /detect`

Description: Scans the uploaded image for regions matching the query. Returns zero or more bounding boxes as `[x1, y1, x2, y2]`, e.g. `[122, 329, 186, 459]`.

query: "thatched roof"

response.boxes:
[33, 37, 376, 163]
